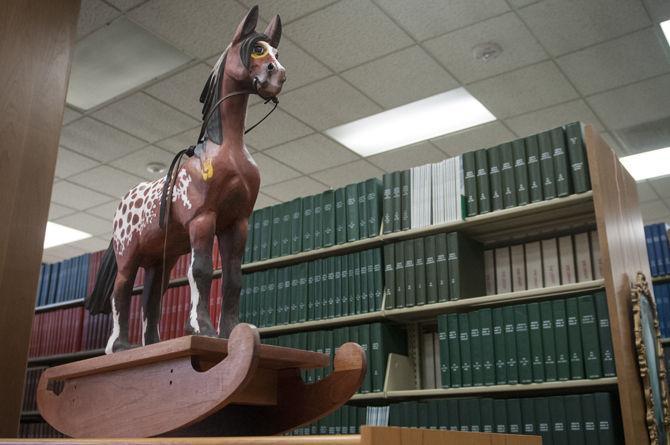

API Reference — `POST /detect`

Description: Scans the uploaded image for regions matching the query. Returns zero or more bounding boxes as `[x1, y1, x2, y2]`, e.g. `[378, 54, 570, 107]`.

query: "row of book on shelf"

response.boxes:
[645, 222, 670, 277]
[420, 292, 614, 391]
[295, 392, 619, 445]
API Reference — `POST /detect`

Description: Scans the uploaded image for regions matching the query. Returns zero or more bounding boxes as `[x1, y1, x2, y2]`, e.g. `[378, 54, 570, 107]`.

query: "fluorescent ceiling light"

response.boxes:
[67, 17, 190, 110]
[325, 88, 496, 157]
[43, 222, 91, 249]
[662, 20, 670, 46]
[621, 146, 670, 181]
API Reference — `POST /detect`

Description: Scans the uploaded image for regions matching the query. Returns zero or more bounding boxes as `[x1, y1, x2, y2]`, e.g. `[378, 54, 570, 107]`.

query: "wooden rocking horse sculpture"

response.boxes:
[37, 6, 367, 438]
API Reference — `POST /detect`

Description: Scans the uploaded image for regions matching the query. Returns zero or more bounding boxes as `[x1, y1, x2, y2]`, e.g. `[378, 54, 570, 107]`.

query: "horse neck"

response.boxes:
[217, 75, 250, 149]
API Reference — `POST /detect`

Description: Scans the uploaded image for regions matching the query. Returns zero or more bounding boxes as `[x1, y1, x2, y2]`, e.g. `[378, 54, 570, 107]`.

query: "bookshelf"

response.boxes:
[22, 125, 651, 444]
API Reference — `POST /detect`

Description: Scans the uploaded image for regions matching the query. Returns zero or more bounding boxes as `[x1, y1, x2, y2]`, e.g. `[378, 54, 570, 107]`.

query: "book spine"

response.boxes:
[512, 139, 530, 206]
[582, 393, 599, 443]
[260, 207, 272, 260]
[594, 291, 616, 377]
[525, 241, 543, 289]
[447, 233, 459, 300]
[401, 170, 411, 230]
[366, 178, 382, 238]
[357, 181, 368, 240]
[322, 190, 335, 248]
[302, 196, 314, 252]
[541, 301, 557, 381]
[475, 148, 490, 214]
[503, 305, 518, 384]
[493, 307, 507, 384]
[550, 126, 571, 197]
[566, 297, 585, 379]
[549, 395, 568, 445]
[394, 243, 405, 308]
[447, 313, 461, 387]
[576, 231, 593, 281]
[345, 184, 358, 242]
[414, 237, 426, 306]
[479, 308, 495, 386]
[383, 244, 395, 310]
[538, 130, 557, 200]
[565, 394, 586, 445]
[528, 302, 545, 383]
[335, 187, 346, 245]
[392, 171, 401, 232]
[595, 393, 616, 444]
[462, 151, 478, 216]
[558, 235, 576, 285]
[488, 145, 503, 211]
[579, 294, 603, 378]
[484, 249, 496, 295]
[494, 246, 511, 294]
[403, 240, 415, 307]
[280, 204, 291, 256]
[542, 238, 560, 287]
[458, 313, 472, 387]
[515, 304, 532, 383]
[313, 195, 322, 250]
[382, 173, 393, 234]
[424, 236, 438, 304]
[510, 244, 526, 292]
[500, 142, 517, 209]
[437, 314, 450, 387]
[553, 299, 570, 381]
[565, 122, 591, 193]
[436, 233, 449, 302]
[469, 311, 483, 386]
[525, 134, 543, 203]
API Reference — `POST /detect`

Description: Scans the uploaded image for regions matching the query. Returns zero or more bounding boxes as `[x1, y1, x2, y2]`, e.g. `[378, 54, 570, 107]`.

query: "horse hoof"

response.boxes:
[112, 340, 136, 352]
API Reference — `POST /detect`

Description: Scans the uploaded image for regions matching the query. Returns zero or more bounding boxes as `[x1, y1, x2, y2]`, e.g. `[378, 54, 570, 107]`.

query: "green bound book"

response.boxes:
[550, 126, 571, 197]
[469, 311, 483, 386]
[327, 257, 336, 318]
[507, 399, 522, 435]
[514, 304, 532, 384]
[414, 237, 426, 306]
[369, 249, 380, 312]
[394, 242, 405, 308]
[503, 305, 518, 384]
[447, 399, 459, 431]
[424, 235, 438, 305]
[334, 257, 342, 318]
[322, 190, 335, 248]
[307, 263, 315, 322]
[437, 314, 451, 388]
[290, 268, 299, 324]
[594, 291, 616, 377]
[447, 232, 485, 300]
[353, 253, 361, 314]
[382, 173, 393, 234]
[565, 122, 591, 193]
[436, 233, 449, 302]
[313, 261, 322, 321]
[302, 195, 314, 252]
[480, 398, 494, 433]
[549, 396, 568, 445]
[500, 142, 517, 209]
[462, 151, 478, 216]
[404, 239, 415, 307]
[536, 397, 553, 445]
[521, 398, 536, 436]
[290, 198, 302, 254]
[538, 131, 557, 200]
[553, 299, 570, 381]
[566, 297, 585, 379]
[298, 262, 308, 322]
[488, 145, 503, 211]
[525, 134, 543, 203]
[581, 393, 599, 443]
[335, 187, 346, 245]
[447, 313, 461, 387]
[313, 194, 323, 250]
[370, 323, 407, 392]
[480, 308, 495, 386]
[578, 295, 603, 379]
[252, 209, 262, 262]
[459, 313, 472, 386]
[427, 399, 439, 429]
[541, 301, 557, 381]
[565, 394, 585, 445]
[528, 302, 545, 383]
[400, 170, 411, 230]
[475, 148, 491, 214]
[357, 181, 368, 240]
[366, 178, 382, 238]
[244, 211, 254, 263]
[391, 171, 401, 232]
[275, 270, 284, 324]
[358, 325, 371, 393]
[383, 245, 395, 309]
[345, 184, 358, 242]
[458, 399, 469, 432]
[270, 206, 281, 259]
[512, 139, 530, 206]
[595, 393, 617, 444]
[494, 399, 507, 434]
[468, 398, 481, 432]
[347, 254, 356, 315]
[359, 251, 368, 314]
[341, 255, 350, 316]
[266, 269, 277, 327]
[281, 203, 292, 256]
[260, 207, 272, 260]
[493, 307, 507, 384]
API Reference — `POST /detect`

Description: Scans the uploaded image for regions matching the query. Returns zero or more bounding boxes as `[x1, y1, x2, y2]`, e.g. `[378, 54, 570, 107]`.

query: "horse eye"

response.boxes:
[253, 45, 264, 54]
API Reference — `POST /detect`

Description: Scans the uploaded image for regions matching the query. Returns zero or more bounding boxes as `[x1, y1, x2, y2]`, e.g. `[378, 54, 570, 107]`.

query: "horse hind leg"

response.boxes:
[141, 260, 176, 345]
[105, 266, 138, 354]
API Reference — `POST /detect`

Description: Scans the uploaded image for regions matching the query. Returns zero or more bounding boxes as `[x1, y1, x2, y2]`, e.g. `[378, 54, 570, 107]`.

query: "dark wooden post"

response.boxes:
[0, 0, 80, 436]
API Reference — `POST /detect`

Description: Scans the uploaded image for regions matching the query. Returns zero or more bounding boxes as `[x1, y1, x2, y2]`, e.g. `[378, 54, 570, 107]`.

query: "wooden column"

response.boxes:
[0, 0, 79, 436]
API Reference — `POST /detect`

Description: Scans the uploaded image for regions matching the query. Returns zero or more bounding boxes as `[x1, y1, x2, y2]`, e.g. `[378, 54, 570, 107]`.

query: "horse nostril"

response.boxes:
[267, 63, 275, 71]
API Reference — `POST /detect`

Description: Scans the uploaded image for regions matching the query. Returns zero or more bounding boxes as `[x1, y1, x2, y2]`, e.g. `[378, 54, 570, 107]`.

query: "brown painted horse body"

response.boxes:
[101, 6, 285, 353]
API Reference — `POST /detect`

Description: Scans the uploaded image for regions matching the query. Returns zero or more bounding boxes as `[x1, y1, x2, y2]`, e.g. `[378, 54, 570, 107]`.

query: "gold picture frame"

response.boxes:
[632, 272, 670, 445]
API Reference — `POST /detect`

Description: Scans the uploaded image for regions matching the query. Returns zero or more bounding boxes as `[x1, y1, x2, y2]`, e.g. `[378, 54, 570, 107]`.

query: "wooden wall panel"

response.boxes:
[586, 125, 650, 444]
[0, 0, 79, 436]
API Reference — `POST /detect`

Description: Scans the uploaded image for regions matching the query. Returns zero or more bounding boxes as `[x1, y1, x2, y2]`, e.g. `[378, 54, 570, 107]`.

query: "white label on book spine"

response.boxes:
[510, 244, 526, 292]
[589, 230, 602, 280]
[542, 238, 560, 287]
[558, 235, 576, 284]
[575, 232, 594, 282]
[525, 241, 543, 289]
[484, 249, 496, 295]
[495, 247, 512, 294]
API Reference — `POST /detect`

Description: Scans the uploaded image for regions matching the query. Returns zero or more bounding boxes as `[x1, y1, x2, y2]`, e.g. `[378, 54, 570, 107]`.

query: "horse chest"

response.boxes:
[209, 156, 259, 220]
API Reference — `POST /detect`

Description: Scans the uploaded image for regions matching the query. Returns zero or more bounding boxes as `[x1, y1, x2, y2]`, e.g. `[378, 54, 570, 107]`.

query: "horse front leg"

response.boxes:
[185, 212, 216, 336]
[218, 218, 248, 338]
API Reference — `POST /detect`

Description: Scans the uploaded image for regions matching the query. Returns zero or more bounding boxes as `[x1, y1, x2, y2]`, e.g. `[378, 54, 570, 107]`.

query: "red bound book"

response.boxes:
[132, 295, 142, 345]
[81, 310, 90, 350]
[209, 279, 217, 327]
[36, 313, 45, 357]
[73, 306, 83, 352]
[163, 289, 173, 340]
[158, 294, 167, 341]
[182, 285, 190, 337]
[57, 309, 66, 355]
[127, 297, 136, 345]
[171, 288, 180, 339]
[175, 286, 184, 338]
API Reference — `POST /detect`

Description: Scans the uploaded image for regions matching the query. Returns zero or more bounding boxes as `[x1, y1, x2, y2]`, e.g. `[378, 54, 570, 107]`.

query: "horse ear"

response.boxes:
[232, 5, 259, 44]
[263, 14, 282, 47]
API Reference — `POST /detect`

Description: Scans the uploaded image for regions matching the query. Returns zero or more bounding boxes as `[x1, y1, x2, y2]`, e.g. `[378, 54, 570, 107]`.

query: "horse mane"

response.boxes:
[198, 46, 229, 145]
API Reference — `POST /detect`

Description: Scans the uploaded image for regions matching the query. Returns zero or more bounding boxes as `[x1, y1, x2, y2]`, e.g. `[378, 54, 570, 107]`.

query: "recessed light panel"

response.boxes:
[67, 18, 191, 110]
[43, 222, 91, 249]
[621, 146, 670, 181]
[325, 88, 496, 157]
[662, 20, 670, 46]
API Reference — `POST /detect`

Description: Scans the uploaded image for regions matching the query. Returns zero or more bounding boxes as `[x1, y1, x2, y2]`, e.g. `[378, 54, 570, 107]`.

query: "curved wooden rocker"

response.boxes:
[37, 324, 366, 438]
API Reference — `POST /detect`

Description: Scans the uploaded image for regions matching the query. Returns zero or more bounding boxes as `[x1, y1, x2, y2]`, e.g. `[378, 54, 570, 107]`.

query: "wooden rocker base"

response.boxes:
[36, 323, 366, 438]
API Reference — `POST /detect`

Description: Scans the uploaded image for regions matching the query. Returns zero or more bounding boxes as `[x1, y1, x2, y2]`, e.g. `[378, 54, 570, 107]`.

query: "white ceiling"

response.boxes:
[44, 0, 670, 262]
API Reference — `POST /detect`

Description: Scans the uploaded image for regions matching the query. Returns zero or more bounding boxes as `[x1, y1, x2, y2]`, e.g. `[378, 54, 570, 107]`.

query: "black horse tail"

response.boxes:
[86, 241, 116, 315]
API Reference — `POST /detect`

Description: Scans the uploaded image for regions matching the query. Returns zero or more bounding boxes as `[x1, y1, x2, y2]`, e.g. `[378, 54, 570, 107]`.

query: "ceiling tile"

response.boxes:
[650, 176, 670, 199]
[48, 203, 77, 220]
[55, 212, 113, 236]
[105, 0, 146, 12]
[367, 142, 446, 172]
[430, 121, 516, 155]
[245, 104, 314, 150]
[639, 199, 670, 222]
[504, 99, 604, 138]
[238, 0, 338, 24]
[128, 0, 247, 58]
[600, 132, 629, 156]
[262, 176, 328, 202]
[69, 165, 145, 198]
[264, 134, 358, 174]
[342, 45, 458, 109]
[254, 192, 281, 209]
[145, 63, 212, 119]
[637, 180, 661, 203]
[271, 37, 332, 93]
[587, 73, 670, 130]
[279, 76, 382, 131]
[375, 0, 509, 41]
[253, 152, 301, 186]
[508, 0, 541, 7]
[155, 126, 201, 153]
[42, 244, 88, 263]
[310, 160, 384, 188]
[284, 0, 413, 71]
[110, 145, 175, 180]
[423, 12, 547, 84]
[77, 0, 120, 39]
[63, 107, 82, 125]
[86, 200, 121, 220]
[557, 28, 670, 96]
[51, 181, 113, 210]
[645, 0, 670, 21]
[54, 147, 99, 178]
[93, 92, 199, 143]
[467, 61, 578, 119]
[70, 237, 112, 253]
[60, 117, 147, 162]
[518, 0, 650, 56]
